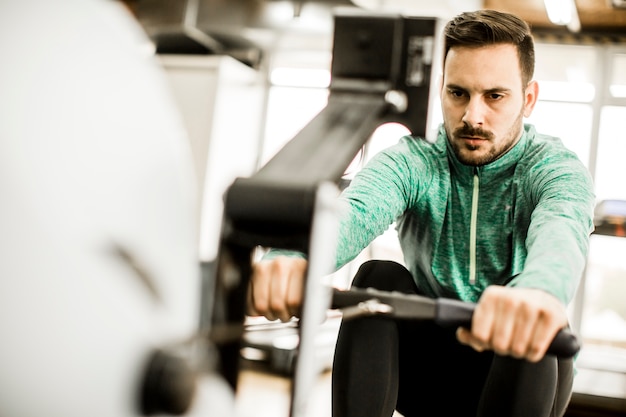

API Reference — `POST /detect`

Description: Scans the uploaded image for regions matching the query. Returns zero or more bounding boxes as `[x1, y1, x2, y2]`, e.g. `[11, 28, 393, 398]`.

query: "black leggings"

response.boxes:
[332, 260, 574, 417]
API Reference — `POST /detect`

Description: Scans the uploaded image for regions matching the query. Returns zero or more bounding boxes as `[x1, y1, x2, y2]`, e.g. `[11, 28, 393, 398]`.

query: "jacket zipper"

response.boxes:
[469, 171, 479, 285]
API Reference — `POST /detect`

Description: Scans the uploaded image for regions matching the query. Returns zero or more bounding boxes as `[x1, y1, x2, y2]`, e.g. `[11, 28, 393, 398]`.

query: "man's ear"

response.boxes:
[523, 80, 539, 118]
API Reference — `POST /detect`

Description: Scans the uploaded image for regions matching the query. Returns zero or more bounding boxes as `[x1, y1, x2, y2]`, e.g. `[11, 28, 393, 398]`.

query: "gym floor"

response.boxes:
[236, 367, 332, 417]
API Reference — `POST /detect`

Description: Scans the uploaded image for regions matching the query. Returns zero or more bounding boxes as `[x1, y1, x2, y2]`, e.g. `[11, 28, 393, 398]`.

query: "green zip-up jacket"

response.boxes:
[334, 123, 595, 304]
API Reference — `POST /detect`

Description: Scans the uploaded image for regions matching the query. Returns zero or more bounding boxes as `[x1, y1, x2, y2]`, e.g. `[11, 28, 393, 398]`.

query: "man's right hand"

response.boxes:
[248, 256, 308, 322]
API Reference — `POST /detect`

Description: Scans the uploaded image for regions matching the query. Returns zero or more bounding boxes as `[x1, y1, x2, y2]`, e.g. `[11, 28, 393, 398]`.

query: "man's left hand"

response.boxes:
[456, 286, 568, 362]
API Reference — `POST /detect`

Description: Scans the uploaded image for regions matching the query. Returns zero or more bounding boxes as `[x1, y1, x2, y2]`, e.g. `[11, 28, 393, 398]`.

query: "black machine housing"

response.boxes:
[203, 9, 444, 416]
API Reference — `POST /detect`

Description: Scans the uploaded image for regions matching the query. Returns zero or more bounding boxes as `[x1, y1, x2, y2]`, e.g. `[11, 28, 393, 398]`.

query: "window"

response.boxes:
[527, 101, 593, 167]
[573, 47, 626, 353]
[260, 86, 329, 166]
[259, 47, 331, 167]
[527, 44, 597, 167]
[594, 106, 626, 201]
[610, 54, 626, 98]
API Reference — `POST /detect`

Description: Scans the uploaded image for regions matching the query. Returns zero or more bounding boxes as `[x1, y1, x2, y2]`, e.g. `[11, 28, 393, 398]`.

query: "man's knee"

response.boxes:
[351, 260, 417, 294]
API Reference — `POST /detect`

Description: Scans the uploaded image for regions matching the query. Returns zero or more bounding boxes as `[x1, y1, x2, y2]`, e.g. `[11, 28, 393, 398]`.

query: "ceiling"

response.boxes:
[350, 0, 626, 33]
[137, 0, 626, 62]
[138, 0, 626, 35]
[483, 0, 626, 34]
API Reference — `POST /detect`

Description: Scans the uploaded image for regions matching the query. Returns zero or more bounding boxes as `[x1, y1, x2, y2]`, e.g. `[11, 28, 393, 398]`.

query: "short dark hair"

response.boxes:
[443, 10, 535, 86]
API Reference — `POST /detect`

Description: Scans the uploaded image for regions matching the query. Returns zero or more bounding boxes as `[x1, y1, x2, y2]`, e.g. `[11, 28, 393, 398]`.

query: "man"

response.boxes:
[250, 9, 595, 417]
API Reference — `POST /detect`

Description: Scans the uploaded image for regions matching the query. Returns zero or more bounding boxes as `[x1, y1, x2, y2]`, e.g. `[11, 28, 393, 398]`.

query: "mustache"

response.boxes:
[453, 125, 494, 141]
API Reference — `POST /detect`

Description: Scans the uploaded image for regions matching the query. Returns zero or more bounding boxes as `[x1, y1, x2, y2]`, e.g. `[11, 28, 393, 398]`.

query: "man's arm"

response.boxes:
[511, 159, 595, 304]
[459, 151, 595, 361]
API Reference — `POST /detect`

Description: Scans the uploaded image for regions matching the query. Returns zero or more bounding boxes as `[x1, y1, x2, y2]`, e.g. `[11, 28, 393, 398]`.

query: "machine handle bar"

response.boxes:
[333, 288, 580, 358]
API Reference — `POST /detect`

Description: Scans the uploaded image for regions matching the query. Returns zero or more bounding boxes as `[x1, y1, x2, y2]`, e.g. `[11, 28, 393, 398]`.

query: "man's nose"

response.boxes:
[461, 97, 486, 127]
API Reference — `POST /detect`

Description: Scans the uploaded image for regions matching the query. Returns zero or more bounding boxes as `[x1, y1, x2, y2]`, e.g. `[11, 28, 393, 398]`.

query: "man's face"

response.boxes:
[441, 43, 538, 166]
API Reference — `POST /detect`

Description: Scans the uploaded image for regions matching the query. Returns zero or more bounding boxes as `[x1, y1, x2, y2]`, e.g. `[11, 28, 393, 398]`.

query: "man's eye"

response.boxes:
[449, 89, 466, 98]
[489, 93, 503, 100]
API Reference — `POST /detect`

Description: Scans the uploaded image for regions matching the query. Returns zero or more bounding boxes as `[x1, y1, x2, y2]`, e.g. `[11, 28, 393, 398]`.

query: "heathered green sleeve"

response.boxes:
[334, 137, 430, 269]
[508, 149, 595, 305]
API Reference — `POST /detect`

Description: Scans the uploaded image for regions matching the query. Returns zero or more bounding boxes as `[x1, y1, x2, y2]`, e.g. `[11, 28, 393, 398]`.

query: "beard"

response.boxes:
[448, 110, 525, 167]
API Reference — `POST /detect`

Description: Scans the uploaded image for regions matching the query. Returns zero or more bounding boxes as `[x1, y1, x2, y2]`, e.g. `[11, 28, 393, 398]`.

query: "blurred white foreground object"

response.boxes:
[0, 1, 232, 416]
